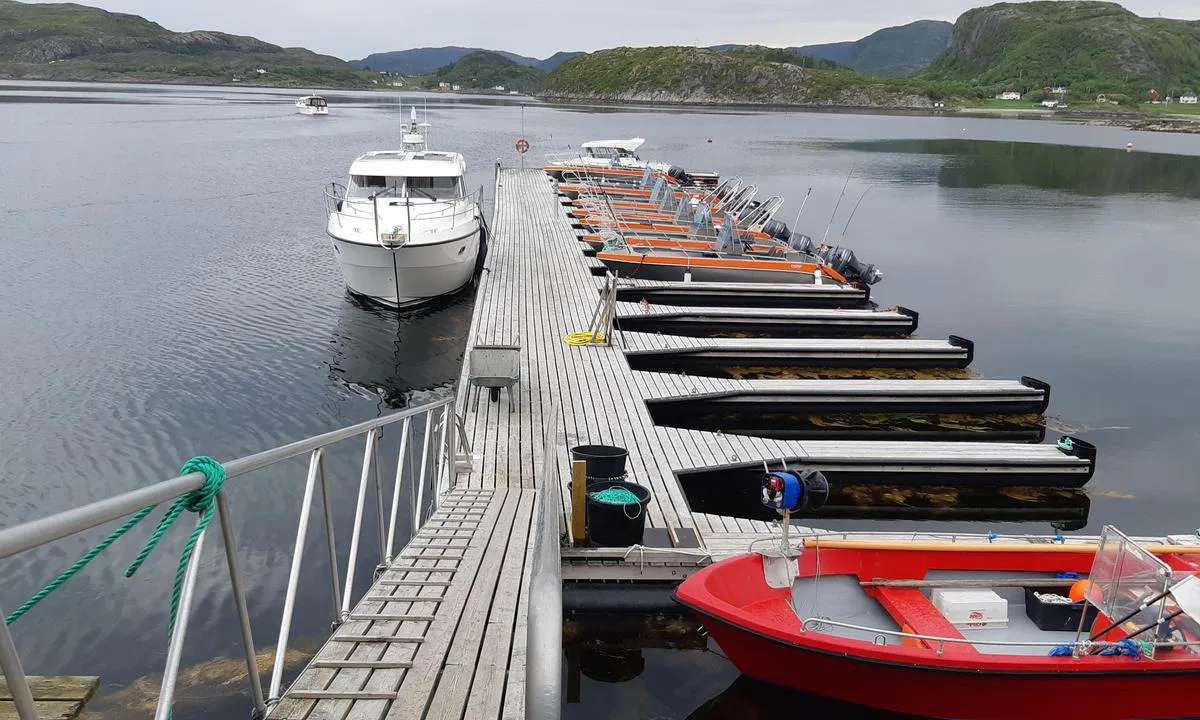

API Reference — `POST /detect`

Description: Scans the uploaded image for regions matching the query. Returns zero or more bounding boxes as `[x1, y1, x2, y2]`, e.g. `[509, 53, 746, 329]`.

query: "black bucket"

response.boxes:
[571, 445, 629, 483]
[586, 481, 650, 547]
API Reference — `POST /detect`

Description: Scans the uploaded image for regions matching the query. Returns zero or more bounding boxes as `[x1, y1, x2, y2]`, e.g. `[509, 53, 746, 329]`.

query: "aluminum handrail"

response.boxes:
[0, 397, 455, 559]
[525, 405, 562, 720]
[798, 616, 1200, 655]
[0, 395, 468, 720]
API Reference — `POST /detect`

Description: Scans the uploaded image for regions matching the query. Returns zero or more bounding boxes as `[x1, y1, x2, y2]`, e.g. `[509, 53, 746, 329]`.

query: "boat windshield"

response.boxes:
[309, 98, 327, 107]
[406, 176, 463, 200]
[348, 175, 463, 200]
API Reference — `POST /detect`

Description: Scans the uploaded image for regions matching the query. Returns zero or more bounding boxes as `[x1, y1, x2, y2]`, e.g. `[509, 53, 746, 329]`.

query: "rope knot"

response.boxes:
[179, 456, 225, 514]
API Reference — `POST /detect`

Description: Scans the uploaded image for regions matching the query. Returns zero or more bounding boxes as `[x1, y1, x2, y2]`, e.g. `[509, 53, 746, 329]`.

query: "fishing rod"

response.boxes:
[840, 186, 872, 240]
[791, 187, 812, 231]
[821, 168, 853, 245]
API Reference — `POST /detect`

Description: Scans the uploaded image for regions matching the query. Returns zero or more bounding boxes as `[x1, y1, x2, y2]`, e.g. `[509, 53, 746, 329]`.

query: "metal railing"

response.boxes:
[0, 396, 471, 720]
[525, 406, 562, 720]
[324, 184, 484, 247]
[796, 616, 1200, 656]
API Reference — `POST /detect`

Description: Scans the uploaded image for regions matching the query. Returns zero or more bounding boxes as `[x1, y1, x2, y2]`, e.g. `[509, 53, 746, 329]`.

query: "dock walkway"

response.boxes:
[272, 487, 535, 720]
[271, 167, 1096, 716]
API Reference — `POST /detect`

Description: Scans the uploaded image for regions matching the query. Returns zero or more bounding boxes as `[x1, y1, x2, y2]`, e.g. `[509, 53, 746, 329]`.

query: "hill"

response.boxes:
[799, 20, 953, 76]
[0, 0, 372, 86]
[921, 1, 1200, 95]
[432, 50, 546, 92]
[541, 46, 936, 107]
[352, 46, 541, 75]
[538, 51, 583, 70]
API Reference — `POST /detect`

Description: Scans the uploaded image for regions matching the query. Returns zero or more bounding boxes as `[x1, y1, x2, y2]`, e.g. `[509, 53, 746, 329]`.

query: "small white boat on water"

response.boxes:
[544, 137, 720, 187]
[296, 95, 329, 115]
[324, 107, 484, 308]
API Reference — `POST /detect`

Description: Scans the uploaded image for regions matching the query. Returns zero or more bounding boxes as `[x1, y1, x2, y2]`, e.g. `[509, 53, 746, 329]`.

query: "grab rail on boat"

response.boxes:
[0, 396, 473, 720]
[525, 405, 563, 720]
[796, 617, 1200, 657]
[324, 184, 483, 248]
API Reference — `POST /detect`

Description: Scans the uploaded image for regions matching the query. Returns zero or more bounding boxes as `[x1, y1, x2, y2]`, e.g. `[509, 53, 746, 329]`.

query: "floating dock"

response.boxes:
[613, 303, 919, 337]
[452, 168, 1094, 563]
[623, 334, 974, 371]
[10, 165, 1099, 720]
[612, 278, 872, 308]
[639, 375, 1049, 416]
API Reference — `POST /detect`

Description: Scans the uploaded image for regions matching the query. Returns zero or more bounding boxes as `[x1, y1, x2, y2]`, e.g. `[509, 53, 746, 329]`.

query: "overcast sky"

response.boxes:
[25, 0, 1200, 60]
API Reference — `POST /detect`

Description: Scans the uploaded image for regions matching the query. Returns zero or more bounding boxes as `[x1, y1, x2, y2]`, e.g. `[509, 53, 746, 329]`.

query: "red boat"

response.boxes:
[675, 527, 1200, 720]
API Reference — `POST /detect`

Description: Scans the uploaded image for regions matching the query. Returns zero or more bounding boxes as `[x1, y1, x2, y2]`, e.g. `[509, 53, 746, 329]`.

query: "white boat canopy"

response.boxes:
[349, 150, 466, 178]
[581, 137, 645, 155]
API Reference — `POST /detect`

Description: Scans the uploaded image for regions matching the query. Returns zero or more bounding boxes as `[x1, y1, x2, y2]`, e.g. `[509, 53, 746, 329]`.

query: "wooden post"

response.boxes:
[571, 460, 587, 545]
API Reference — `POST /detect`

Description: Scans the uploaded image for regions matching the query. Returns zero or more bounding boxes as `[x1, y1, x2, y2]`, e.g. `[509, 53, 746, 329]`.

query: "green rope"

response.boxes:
[5, 456, 226, 630]
[589, 487, 641, 505]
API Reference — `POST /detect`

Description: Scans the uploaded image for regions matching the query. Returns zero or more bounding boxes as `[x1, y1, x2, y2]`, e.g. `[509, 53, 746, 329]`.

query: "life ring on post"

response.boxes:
[515, 138, 531, 154]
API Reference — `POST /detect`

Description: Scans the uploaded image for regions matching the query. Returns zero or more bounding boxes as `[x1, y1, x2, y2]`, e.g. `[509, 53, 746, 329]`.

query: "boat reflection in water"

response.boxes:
[686, 675, 920, 719]
[326, 292, 474, 409]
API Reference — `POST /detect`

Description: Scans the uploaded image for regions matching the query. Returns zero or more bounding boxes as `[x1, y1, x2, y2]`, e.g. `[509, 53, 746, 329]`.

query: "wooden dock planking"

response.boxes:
[457, 169, 704, 538]
[271, 488, 526, 720]
[0, 676, 98, 720]
[273, 166, 1097, 716]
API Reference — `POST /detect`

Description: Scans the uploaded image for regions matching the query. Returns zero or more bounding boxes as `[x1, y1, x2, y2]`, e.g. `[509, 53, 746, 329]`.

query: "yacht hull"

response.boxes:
[330, 228, 481, 308]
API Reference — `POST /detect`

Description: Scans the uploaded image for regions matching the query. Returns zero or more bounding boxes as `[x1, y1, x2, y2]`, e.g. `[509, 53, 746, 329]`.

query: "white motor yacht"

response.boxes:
[324, 108, 484, 308]
[296, 95, 329, 115]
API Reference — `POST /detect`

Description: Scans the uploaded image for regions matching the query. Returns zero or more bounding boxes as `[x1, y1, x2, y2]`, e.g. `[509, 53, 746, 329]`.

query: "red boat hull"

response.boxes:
[694, 608, 1200, 720]
[676, 547, 1200, 720]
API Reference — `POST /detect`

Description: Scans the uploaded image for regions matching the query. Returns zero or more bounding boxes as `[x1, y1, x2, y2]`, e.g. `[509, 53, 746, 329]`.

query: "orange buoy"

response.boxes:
[1069, 579, 1093, 602]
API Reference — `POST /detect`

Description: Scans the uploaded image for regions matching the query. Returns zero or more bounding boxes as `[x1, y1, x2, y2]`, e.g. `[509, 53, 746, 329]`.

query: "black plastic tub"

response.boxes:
[571, 445, 629, 483]
[1024, 586, 1100, 631]
[586, 481, 651, 547]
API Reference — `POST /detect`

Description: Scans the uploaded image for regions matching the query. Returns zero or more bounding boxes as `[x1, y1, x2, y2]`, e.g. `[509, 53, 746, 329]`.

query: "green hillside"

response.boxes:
[800, 20, 954, 76]
[541, 46, 939, 107]
[0, 0, 374, 86]
[431, 50, 546, 92]
[922, 1, 1200, 95]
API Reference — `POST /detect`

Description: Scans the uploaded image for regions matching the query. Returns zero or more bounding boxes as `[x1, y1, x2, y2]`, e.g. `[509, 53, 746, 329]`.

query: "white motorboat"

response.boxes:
[324, 108, 484, 308]
[544, 137, 719, 187]
[296, 95, 329, 115]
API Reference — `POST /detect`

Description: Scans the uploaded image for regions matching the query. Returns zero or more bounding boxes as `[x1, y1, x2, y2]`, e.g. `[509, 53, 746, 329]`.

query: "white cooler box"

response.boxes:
[932, 589, 1009, 630]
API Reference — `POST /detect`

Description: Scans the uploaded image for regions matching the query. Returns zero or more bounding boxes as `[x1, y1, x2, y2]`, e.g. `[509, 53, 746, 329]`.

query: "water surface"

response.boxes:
[3, 81, 1200, 718]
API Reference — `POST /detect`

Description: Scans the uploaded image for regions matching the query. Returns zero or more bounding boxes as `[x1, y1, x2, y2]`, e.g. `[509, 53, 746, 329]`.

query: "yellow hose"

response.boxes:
[563, 331, 606, 346]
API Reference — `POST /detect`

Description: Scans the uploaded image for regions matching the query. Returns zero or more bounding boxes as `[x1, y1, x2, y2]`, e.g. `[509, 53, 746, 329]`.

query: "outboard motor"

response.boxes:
[761, 219, 791, 243]
[761, 469, 830, 513]
[713, 178, 737, 201]
[667, 165, 690, 185]
[823, 246, 884, 285]
[789, 233, 817, 255]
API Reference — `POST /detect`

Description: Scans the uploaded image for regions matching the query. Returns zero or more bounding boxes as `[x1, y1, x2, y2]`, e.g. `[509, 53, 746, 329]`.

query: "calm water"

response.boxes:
[3, 81, 1200, 718]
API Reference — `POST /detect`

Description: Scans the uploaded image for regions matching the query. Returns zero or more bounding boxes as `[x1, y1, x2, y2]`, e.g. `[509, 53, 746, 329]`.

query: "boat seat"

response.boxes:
[870, 587, 979, 655]
[467, 343, 520, 412]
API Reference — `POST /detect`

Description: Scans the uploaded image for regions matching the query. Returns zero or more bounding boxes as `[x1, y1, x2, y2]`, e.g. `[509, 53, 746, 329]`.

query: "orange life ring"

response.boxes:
[515, 138, 531, 154]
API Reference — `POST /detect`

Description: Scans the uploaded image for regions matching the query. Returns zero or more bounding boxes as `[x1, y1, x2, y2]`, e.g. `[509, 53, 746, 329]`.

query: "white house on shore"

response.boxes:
[1182, 92, 1199, 104]
[996, 91, 1023, 100]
